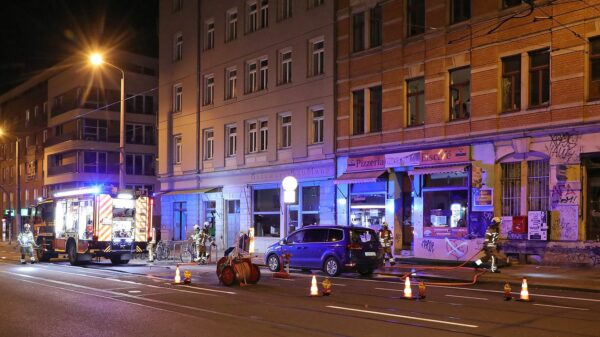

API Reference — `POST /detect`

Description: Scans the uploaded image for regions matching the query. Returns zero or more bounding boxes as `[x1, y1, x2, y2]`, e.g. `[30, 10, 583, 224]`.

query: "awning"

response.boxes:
[163, 187, 222, 195]
[334, 170, 387, 184]
[408, 165, 468, 176]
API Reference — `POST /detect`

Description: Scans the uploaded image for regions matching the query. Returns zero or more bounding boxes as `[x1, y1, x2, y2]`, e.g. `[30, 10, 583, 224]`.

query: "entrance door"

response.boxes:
[587, 168, 600, 241]
[401, 174, 414, 250]
[226, 200, 240, 248]
[173, 202, 187, 240]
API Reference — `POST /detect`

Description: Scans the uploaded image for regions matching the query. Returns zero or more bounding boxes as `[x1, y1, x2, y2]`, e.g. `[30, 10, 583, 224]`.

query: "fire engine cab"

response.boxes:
[31, 186, 153, 265]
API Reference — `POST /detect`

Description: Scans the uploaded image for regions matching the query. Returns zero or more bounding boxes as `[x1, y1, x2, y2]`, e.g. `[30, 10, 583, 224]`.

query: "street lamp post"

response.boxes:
[90, 53, 126, 190]
[0, 129, 21, 244]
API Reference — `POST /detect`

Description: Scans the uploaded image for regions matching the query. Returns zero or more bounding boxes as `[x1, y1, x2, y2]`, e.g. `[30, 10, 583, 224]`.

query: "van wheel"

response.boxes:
[267, 254, 281, 272]
[323, 257, 340, 277]
[68, 243, 79, 266]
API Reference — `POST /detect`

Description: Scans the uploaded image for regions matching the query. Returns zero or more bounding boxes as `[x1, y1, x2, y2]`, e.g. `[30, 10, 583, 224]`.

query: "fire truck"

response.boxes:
[31, 186, 153, 265]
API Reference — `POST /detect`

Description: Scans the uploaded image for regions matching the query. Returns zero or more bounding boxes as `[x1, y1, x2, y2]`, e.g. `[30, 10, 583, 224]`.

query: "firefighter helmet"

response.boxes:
[193, 224, 200, 231]
[23, 223, 31, 231]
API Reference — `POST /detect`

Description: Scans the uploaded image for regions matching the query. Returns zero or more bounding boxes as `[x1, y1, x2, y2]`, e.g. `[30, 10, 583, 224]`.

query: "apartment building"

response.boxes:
[158, 0, 336, 252]
[335, 0, 600, 265]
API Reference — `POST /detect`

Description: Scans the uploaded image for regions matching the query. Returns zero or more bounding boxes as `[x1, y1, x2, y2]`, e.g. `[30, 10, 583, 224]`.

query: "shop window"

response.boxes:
[349, 181, 386, 228]
[302, 185, 320, 225]
[449, 67, 470, 120]
[501, 162, 521, 216]
[253, 188, 280, 237]
[590, 37, 600, 99]
[422, 171, 469, 236]
[407, 0, 425, 37]
[450, 0, 470, 24]
[529, 49, 550, 107]
[527, 160, 549, 211]
[407, 78, 425, 126]
[501, 55, 521, 112]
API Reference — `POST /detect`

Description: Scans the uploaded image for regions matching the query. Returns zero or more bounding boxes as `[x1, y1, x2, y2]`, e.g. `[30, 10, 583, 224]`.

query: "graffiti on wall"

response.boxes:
[445, 238, 469, 260]
[547, 133, 580, 164]
[550, 206, 579, 241]
[421, 239, 435, 253]
[551, 182, 580, 208]
[543, 246, 600, 267]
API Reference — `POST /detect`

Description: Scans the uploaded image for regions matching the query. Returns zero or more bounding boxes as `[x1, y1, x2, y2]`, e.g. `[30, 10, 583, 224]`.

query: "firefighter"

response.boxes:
[378, 221, 395, 266]
[191, 225, 204, 263]
[17, 223, 38, 264]
[475, 217, 502, 272]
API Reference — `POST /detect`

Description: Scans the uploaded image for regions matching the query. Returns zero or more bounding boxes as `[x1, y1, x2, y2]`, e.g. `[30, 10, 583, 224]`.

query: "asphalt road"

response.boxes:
[0, 254, 598, 336]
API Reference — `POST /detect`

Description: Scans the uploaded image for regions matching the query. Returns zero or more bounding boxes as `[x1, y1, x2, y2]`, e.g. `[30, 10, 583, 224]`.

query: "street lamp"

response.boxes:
[0, 128, 21, 243]
[89, 53, 126, 191]
[282, 176, 298, 236]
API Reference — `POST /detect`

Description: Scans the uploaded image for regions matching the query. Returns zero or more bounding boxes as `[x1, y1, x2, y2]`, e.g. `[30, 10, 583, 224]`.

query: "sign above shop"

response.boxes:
[347, 155, 386, 172]
[421, 146, 470, 165]
[385, 151, 421, 168]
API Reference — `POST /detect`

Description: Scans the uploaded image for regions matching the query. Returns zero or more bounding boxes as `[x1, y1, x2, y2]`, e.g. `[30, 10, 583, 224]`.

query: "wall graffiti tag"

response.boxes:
[551, 182, 580, 208]
[421, 239, 435, 253]
[547, 133, 579, 163]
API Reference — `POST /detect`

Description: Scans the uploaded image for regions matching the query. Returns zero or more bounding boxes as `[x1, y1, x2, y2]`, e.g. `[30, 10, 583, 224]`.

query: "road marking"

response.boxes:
[179, 284, 237, 295]
[128, 290, 142, 293]
[445, 294, 488, 301]
[533, 303, 590, 311]
[377, 287, 600, 303]
[326, 305, 478, 328]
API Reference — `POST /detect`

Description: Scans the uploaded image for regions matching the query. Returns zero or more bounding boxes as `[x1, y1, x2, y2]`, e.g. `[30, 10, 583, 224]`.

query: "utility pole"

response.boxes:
[15, 138, 21, 237]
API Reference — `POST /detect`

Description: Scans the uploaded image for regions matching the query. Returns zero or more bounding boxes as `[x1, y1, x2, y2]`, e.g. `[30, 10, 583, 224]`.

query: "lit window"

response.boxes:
[407, 78, 425, 126]
[449, 67, 471, 120]
[501, 55, 521, 111]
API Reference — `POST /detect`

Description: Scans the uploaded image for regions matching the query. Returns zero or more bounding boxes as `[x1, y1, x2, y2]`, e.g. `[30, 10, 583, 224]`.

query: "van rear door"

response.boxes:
[349, 228, 380, 260]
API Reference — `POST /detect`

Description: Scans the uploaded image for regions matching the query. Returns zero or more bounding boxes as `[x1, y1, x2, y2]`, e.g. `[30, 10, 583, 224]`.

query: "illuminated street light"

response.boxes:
[89, 52, 126, 190]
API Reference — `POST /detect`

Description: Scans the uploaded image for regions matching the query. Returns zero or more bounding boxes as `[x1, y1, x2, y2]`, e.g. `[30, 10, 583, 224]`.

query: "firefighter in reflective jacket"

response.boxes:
[475, 217, 502, 272]
[17, 223, 38, 264]
[378, 221, 395, 266]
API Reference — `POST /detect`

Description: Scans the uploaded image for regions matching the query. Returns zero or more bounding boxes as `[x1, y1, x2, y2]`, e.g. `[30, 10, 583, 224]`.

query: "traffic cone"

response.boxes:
[174, 264, 181, 284]
[503, 282, 512, 301]
[418, 281, 426, 300]
[183, 270, 192, 284]
[403, 276, 413, 299]
[310, 275, 319, 296]
[518, 278, 531, 302]
[322, 278, 332, 296]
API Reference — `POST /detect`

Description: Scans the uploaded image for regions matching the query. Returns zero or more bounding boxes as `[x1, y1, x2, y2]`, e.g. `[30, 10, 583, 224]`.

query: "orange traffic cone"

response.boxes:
[174, 264, 181, 284]
[519, 278, 531, 301]
[418, 282, 426, 300]
[503, 282, 512, 301]
[322, 278, 332, 296]
[310, 275, 319, 296]
[404, 276, 413, 299]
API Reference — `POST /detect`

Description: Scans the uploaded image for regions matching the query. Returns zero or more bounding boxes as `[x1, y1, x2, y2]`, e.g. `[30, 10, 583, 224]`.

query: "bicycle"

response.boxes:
[155, 241, 172, 261]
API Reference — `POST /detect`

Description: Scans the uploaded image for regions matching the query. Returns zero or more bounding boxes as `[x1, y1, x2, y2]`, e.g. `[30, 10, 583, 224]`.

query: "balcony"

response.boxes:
[45, 133, 77, 147]
[47, 163, 77, 176]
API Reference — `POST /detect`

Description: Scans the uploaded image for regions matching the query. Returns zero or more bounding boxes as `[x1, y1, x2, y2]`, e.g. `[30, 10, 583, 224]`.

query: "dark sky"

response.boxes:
[0, 0, 158, 94]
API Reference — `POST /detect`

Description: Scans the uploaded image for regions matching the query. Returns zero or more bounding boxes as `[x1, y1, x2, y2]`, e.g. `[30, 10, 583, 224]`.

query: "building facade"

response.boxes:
[335, 0, 600, 265]
[158, 0, 336, 253]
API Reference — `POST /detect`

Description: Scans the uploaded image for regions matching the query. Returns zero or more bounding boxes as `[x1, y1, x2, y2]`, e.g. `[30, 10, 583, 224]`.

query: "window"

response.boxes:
[352, 89, 365, 135]
[173, 85, 183, 113]
[173, 32, 183, 61]
[226, 9, 238, 42]
[204, 75, 214, 105]
[450, 67, 471, 120]
[590, 37, 600, 99]
[278, 0, 292, 20]
[259, 120, 268, 151]
[226, 68, 237, 99]
[247, 2, 258, 33]
[451, 0, 470, 24]
[529, 49, 550, 107]
[253, 188, 280, 237]
[311, 108, 324, 144]
[206, 20, 215, 50]
[527, 160, 549, 211]
[34, 106, 39, 119]
[248, 122, 258, 153]
[370, 5, 382, 48]
[83, 119, 108, 141]
[126, 94, 154, 114]
[422, 171, 469, 231]
[352, 12, 365, 53]
[501, 162, 521, 216]
[25, 110, 30, 124]
[369, 86, 382, 132]
[407, 78, 425, 126]
[279, 50, 292, 84]
[503, 0, 522, 9]
[172, 0, 182, 11]
[226, 125, 237, 157]
[407, 0, 425, 37]
[310, 39, 324, 76]
[83, 151, 107, 174]
[308, 0, 324, 8]
[174, 136, 182, 165]
[259, 58, 268, 90]
[126, 124, 155, 145]
[204, 129, 214, 160]
[246, 61, 258, 93]
[280, 114, 292, 148]
[126, 154, 155, 176]
[301, 185, 320, 226]
[260, 0, 269, 28]
[144, 96, 154, 114]
[502, 55, 521, 111]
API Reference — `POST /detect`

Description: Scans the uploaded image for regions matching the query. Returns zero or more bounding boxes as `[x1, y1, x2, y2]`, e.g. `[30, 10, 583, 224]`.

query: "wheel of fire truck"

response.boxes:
[67, 243, 79, 266]
[35, 237, 52, 262]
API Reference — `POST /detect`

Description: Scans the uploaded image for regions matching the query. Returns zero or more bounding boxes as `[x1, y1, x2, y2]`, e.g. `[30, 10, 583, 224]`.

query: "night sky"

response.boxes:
[0, 0, 158, 95]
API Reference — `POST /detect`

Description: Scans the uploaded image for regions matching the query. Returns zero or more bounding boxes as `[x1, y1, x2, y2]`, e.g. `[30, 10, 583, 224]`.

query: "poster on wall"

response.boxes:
[473, 188, 493, 207]
[469, 212, 493, 237]
[528, 211, 549, 240]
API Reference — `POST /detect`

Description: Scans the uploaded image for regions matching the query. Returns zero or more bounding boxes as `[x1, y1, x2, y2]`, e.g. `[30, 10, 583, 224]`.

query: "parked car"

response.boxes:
[264, 225, 383, 277]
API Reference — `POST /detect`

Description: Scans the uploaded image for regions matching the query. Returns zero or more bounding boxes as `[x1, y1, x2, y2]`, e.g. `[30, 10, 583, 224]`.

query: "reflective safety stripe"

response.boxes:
[98, 195, 113, 241]
[134, 197, 148, 242]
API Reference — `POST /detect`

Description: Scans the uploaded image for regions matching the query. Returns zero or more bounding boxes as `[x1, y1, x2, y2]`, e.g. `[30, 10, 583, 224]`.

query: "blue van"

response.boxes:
[264, 225, 383, 277]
